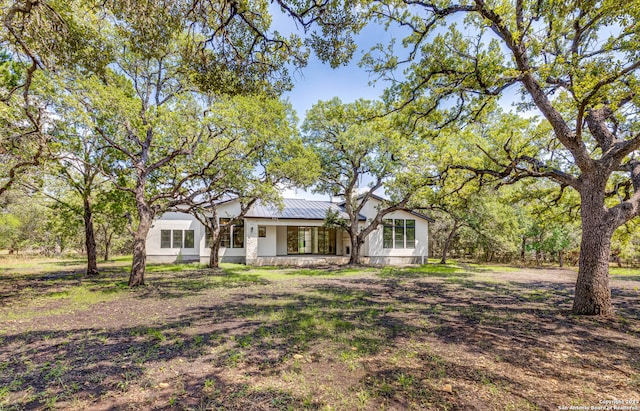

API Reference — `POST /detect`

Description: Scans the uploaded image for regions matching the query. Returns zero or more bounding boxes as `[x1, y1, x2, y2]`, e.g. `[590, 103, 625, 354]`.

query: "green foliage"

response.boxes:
[0, 49, 23, 90]
[0, 212, 20, 250]
[0, 190, 81, 254]
[199, 94, 319, 194]
[302, 97, 435, 262]
[456, 192, 523, 259]
[323, 208, 348, 230]
[177, 94, 319, 267]
[612, 220, 640, 265]
[303, 98, 408, 197]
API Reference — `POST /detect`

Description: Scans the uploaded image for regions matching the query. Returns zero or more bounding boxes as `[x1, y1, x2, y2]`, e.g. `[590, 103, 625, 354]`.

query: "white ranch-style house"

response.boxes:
[146, 196, 433, 266]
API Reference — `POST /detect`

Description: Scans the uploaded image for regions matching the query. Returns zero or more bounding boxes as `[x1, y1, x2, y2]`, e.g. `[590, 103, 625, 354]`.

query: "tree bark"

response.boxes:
[208, 226, 222, 268]
[558, 250, 564, 268]
[349, 234, 362, 265]
[129, 206, 152, 287]
[206, 207, 221, 268]
[83, 196, 99, 276]
[440, 221, 459, 264]
[209, 241, 220, 268]
[347, 222, 364, 265]
[572, 188, 614, 316]
[104, 230, 113, 262]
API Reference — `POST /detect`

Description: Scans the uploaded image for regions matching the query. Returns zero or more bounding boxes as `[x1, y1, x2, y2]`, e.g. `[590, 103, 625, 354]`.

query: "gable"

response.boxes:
[340, 193, 435, 223]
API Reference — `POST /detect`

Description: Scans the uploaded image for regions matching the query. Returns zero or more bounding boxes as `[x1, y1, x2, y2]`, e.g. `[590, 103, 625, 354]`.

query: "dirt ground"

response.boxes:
[1, 262, 639, 410]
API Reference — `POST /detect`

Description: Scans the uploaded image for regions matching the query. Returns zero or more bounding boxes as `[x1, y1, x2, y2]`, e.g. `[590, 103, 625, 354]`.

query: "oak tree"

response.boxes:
[356, 1, 640, 315]
[303, 97, 433, 264]
[174, 95, 318, 268]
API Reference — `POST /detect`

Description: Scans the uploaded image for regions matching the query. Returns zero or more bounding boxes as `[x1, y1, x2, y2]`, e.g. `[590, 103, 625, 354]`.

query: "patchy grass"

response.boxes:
[379, 263, 465, 279]
[1, 259, 639, 410]
[610, 266, 640, 280]
[5, 285, 128, 321]
[0, 254, 132, 275]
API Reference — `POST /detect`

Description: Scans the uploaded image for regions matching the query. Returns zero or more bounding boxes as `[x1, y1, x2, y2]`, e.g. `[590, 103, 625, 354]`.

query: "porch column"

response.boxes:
[245, 222, 258, 265]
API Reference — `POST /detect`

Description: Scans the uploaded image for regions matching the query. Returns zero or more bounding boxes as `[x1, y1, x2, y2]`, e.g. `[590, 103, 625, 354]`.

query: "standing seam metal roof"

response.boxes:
[245, 198, 366, 220]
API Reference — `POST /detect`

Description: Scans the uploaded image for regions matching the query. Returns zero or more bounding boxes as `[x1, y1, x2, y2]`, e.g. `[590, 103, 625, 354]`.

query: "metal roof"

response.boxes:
[246, 198, 366, 221]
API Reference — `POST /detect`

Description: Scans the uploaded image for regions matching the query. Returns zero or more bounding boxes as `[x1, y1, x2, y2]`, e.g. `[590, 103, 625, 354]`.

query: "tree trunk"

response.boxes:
[558, 250, 564, 268]
[84, 196, 99, 276]
[104, 230, 113, 262]
[209, 243, 220, 268]
[207, 208, 222, 268]
[208, 228, 221, 268]
[129, 208, 152, 287]
[440, 221, 459, 264]
[572, 190, 614, 316]
[520, 236, 526, 262]
[348, 232, 362, 265]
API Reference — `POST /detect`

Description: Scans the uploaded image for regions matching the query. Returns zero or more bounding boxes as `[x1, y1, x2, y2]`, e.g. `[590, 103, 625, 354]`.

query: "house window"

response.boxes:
[258, 226, 266, 238]
[172, 230, 183, 249]
[205, 221, 212, 248]
[287, 226, 299, 254]
[383, 219, 416, 249]
[219, 218, 244, 248]
[286, 226, 336, 255]
[233, 220, 244, 248]
[220, 218, 230, 248]
[162, 229, 194, 248]
[161, 230, 171, 248]
[184, 230, 195, 248]
[394, 219, 405, 248]
[383, 219, 393, 248]
[406, 220, 415, 249]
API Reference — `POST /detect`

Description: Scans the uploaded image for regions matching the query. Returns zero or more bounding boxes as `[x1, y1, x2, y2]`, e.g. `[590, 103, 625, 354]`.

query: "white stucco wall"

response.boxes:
[358, 198, 429, 260]
[147, 212, 202, 262]
[276, 226, 287, 255]
[365, 210, 428, 257]
[255, 224, 277, 257]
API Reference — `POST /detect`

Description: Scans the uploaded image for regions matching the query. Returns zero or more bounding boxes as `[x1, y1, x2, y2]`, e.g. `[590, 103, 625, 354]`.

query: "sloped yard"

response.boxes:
[1, 258, 639, 410]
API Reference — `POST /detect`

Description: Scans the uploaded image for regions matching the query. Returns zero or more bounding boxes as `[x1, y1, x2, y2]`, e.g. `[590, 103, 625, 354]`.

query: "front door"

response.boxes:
[286, 226, 337, 255]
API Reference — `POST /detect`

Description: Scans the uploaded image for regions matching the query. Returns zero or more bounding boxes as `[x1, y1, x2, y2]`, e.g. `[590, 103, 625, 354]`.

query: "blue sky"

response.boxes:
[284, 52, 383, 121]
[280, 17, 402, 119]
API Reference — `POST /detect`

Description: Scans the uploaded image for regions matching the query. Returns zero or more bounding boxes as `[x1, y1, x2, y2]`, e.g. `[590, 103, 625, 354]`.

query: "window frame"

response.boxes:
[219, 218, 244, 248]
[184, 230, 195, 249]
[172, 230, 183, 248]
[219, 218, 231, 248]
[232, 220, 244, 248]
[383, 219, 417, 249]
[394, 219, 405, 249]
[161, 230, 172, 249]
[405, 220, 415, 249]
[383, 219, 393, 249]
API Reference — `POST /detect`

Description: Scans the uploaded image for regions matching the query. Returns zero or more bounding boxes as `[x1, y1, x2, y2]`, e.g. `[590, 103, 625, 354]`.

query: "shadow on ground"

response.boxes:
[1, 265, 639, 410]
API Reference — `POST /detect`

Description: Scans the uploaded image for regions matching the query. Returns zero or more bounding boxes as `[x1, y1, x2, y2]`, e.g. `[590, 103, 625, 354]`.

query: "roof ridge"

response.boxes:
[282, 198, 332, 203]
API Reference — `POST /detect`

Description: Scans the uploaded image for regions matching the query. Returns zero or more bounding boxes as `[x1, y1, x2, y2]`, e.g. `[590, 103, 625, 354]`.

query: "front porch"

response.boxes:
[244, 221, 351, 263]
